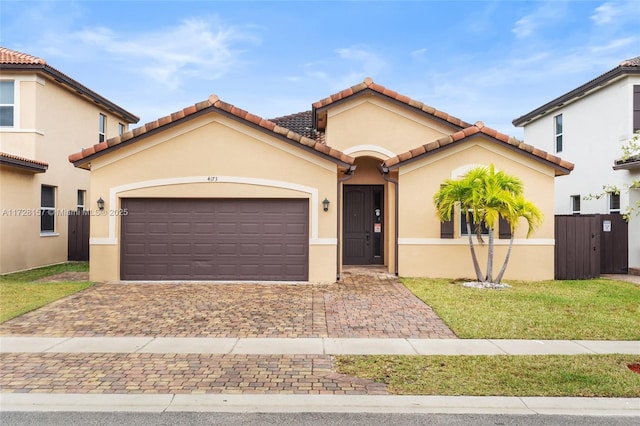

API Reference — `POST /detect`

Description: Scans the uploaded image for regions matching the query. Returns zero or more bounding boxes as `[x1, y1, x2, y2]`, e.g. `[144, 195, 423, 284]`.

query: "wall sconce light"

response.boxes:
[322, 198, 330, 212]
[97, 197, 105, 211]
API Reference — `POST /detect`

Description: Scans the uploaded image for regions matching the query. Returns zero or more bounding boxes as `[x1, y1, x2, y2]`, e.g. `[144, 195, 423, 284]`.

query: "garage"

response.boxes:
[120, 198, 309, 281]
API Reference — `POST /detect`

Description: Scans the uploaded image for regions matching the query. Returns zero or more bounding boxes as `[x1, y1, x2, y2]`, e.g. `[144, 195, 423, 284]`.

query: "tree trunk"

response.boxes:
[495, 234, 515, 284]
[466, 220, 484, 282]
[485, 228, 495, 283]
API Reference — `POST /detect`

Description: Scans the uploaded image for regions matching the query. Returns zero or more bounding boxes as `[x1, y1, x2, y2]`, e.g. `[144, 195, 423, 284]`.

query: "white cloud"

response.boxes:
[68, 17, 259, 90]
[591, 2, 621, 25]
[512, 1, 568, 38]
[411, 48, 428, 61]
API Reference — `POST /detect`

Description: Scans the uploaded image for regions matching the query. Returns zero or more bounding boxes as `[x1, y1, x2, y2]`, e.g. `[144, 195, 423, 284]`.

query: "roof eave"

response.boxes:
[1, 63, 139, 124]
[613, 159, 640, 170]
[385, 133, 574, 176]
[72, 106, 353, 169]
[513, 66, 640, 127]
[0, 156, 48, 173]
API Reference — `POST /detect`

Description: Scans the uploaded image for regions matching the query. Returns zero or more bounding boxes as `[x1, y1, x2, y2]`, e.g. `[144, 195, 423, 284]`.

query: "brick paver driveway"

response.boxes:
[0, 270, 455, 339]
[0, 269, 455, 395]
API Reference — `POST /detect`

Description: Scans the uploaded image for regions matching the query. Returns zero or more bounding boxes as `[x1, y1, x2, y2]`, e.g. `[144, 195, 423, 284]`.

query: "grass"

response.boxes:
[403, 277, 640, 340]
[0, 262, 92, 323]
[335, 354, 640, 397]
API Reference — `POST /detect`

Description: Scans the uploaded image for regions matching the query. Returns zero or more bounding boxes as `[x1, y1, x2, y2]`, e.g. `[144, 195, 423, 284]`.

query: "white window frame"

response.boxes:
[460, 208, 489, 236]
[99, 113, 106, 142]
[571, 195, 581, 214]
[40, 185, 57, 235]
[554, 114, 563, 153]
[0, 80, 17, 128]
[609, 192, 621, 214]
[77, 189, 86, 212]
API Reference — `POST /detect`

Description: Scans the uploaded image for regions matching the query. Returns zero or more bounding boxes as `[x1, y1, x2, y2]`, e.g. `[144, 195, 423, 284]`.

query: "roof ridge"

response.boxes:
[69, 96, 353, 166]
[383, 121, 574, 175]
[312, 77, 472, 129]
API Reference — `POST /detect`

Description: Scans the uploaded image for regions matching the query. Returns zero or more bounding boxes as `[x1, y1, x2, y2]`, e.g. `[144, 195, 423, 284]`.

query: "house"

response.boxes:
[0, 47, 138, 274]
[513, 56, 640, 273]
[69, 78, 572, 283]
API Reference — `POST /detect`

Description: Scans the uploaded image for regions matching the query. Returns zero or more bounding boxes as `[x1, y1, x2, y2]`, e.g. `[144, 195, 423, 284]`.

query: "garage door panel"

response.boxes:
[121, 199, 309, 281]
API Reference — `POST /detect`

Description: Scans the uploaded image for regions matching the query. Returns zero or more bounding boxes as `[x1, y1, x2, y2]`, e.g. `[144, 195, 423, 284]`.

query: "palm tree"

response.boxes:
[434, 165, 541, 285]
[494, 195, 543, 284]
[433, 172, 484, 282]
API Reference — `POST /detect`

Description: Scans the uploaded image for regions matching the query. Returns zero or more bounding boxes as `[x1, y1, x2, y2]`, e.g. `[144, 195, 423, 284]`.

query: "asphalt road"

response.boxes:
[1, 412, 639, 426]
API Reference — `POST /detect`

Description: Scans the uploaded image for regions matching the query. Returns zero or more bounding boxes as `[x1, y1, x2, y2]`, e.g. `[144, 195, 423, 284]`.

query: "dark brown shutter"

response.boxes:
[633, 85, 640, 132]
[499, 216, 511, 239]
[441, 210, 454, 239]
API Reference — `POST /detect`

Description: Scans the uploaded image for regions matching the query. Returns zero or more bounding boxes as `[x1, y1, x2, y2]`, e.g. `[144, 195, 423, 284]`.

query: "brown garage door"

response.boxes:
[121, 198, 309, 281]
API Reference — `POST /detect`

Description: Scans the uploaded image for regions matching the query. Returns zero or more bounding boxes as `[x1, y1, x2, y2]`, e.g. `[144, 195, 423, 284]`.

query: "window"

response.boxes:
[77, 190, 86, 212]
[554, 114, 563, 153]
[571, 195, 581, 214]
[609, 192, 620, 213]
[460, 209, 489, 236]
[634, 85, 640, 133]
[118, 122, 125, 135]
[41, 185, 56, 233]
[99, 113, 106, 142]
[0, 80, 15, 127]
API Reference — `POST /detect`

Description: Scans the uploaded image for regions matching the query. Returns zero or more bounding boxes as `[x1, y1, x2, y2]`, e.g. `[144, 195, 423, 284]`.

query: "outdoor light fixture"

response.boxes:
[97, 197, 105, 211]
[322, 198, 330, 212]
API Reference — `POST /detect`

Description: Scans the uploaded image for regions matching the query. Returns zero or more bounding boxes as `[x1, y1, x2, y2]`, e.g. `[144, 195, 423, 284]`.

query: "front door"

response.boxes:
[343, 185, 384, 265]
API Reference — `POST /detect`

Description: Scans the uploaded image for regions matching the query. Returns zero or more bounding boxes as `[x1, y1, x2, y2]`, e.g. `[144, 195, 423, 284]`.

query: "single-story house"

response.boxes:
[69, 78, 573, 282]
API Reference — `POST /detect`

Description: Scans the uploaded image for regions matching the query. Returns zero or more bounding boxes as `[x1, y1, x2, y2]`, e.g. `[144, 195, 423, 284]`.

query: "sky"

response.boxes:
[1, 0, 639, 139]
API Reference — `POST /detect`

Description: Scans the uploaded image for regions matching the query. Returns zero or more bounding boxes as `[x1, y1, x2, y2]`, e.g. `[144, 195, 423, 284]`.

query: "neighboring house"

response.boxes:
[69, 78, 572, 283]
[0, 47, 138, 274]
[513, 56, 640, 272]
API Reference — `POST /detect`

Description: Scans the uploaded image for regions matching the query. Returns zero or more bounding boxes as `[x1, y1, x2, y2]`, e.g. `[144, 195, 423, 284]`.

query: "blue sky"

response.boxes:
[2, 0, 639, 138]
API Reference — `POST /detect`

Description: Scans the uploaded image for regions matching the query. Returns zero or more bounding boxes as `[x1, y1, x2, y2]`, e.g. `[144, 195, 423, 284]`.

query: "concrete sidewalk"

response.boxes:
[1, 393, 639, 416]
[1, 336, 639, 355]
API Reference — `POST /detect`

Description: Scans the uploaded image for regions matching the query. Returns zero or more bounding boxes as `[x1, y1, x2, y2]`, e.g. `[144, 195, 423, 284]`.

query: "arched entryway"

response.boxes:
[341, 156, 395, 270]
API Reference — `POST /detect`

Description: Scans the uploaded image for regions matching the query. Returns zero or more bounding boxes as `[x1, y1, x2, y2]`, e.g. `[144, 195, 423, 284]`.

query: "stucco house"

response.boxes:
[513, 56, 640, 272]
[0, 47, 138, 273]
[69, 78, 572, 283]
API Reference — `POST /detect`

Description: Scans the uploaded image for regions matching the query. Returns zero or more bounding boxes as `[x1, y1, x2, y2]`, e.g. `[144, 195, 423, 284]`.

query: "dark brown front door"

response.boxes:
[343, 185, 384, 265]
[120, 198, 309, 281]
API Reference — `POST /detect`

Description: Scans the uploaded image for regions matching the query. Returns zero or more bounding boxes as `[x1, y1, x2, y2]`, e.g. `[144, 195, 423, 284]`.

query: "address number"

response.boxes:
[207, 176, 218, 182]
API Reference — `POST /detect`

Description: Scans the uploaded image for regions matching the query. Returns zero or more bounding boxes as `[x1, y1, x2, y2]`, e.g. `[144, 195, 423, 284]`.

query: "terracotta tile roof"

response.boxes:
[0, 46, 138, 124]
[270, 110, 325, 143]
[0, 47, 46, 65]
[0, 152, 48, 173]
[312, 77, 472, 129]
[69, 95, 354, 168]
[382, 121, 574, 176]
[513, 56, 640, 126]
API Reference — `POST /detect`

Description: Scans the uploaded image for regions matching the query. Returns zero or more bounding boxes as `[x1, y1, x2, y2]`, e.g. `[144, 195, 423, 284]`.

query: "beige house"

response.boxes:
[70, 78, 573, 283]
[0, 47, 138, 274]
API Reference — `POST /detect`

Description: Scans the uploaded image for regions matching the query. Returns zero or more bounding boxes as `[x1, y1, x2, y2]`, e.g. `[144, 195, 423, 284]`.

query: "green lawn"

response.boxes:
[336, 354, 640, 397]
[0, 262, 92, 323]
[403, 277, 640, 340]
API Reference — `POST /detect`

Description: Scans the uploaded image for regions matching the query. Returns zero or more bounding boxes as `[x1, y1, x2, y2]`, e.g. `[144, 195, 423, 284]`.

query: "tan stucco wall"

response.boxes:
[88, 113, 339, 282]
[395, 137, 557, 281]
[0, 72, 131, 273]
[324, 95, 457, 157]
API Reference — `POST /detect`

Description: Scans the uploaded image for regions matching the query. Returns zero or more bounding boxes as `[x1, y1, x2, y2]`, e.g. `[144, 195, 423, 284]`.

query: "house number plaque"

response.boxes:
[206, 176, 218, 182]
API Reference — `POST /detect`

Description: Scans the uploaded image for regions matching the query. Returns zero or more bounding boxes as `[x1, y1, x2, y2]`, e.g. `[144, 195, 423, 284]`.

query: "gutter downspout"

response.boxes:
[336, 165, 357, 281]
[380, 165, 399, 276]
